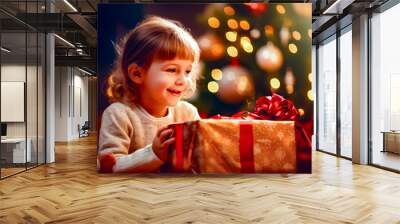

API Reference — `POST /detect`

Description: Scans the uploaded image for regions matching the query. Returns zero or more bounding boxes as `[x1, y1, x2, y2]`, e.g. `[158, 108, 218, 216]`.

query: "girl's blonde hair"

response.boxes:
[106, 16, 201, 104]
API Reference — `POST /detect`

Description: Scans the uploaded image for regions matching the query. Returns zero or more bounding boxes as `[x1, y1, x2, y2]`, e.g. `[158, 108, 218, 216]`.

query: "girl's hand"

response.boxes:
[152, 126, 175, 162]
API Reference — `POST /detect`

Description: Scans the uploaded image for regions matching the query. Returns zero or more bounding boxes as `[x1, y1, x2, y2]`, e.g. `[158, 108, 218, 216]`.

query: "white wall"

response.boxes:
[55, 66, 69, 141]
[55, 67, 89, 141]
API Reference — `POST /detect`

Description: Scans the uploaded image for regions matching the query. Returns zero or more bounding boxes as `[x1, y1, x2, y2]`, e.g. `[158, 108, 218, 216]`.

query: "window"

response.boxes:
[317, 35, 337, 154]
[339, 28, 352, 158]
[370, 3, 400, 171]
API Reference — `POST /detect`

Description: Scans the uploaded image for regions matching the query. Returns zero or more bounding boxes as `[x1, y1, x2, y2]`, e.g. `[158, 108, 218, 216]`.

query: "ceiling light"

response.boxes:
[323, 0, 341, 14]
[78, 67, 93, 76]
[1, 47, 11, 53]
[54, 34, 75, 48]
[63, 0, 78, 12]
[322, 0, 355, 15]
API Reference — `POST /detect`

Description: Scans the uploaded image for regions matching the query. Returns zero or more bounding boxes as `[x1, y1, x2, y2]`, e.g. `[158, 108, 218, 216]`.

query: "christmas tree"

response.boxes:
[188, 3, 312, 124]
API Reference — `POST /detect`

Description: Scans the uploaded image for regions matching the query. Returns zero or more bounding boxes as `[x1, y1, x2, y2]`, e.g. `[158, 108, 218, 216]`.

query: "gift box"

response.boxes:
[162, 119, 310, 174]
[162, 94, 311, 174]
[196, 119, 298, 173]
[98, 94, 312, 174]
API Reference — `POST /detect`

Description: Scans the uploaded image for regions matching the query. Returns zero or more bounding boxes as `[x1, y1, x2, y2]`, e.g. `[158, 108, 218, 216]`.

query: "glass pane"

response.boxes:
[38, 32, 45, 165]
[340, 29, 352, 158]
[371, 4, 400, 171]
[312, 45, 317, 151]
[317, 37, 337, 154]
[1, 30, 27, 177]
[27, 31, 38, 169]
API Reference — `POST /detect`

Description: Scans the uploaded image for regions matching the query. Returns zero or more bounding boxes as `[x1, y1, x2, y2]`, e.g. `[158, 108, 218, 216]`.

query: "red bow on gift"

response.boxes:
[211, 94, 299, 121]
[254, 94, 299, 121]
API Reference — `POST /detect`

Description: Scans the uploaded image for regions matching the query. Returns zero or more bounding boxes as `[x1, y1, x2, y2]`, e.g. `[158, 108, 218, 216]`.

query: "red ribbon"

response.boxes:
[174, 123, 184, 172]
[239, 122, 255, 173]
[295, 123, 312, 173]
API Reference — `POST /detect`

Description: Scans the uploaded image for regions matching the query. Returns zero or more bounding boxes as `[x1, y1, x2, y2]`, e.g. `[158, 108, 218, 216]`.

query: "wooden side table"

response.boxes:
[381, 131, 400, 154]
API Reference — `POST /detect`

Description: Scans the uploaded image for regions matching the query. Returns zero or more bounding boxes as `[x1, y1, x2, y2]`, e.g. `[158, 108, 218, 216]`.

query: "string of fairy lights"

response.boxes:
[195, 3, 313, 118]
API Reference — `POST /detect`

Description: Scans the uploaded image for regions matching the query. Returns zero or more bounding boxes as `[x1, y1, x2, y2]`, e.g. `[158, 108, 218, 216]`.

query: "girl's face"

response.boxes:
[140, 58, 194, 107]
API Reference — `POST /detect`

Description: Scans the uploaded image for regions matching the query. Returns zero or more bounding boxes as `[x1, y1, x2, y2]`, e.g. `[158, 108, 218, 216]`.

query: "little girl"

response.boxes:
[98, 16, 201, 173]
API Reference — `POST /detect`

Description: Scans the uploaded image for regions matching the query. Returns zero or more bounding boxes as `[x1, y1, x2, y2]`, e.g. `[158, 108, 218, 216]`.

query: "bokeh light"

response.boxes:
[307, 90, 313, 101]
[211, 69, 223, 80]
[208, 17, 220, 28]
[250, 29, 261, 39]
[292, 31, 301, 40]
[225, 31, 237, 42]
[276, 5, 286, 14]
[240, 36, 253, 53]
[223, 6, 235, 16]
[288, 43, 298, 54]
[298, 108, 305, 116]
[264, 25, 274, 36]
[270, 78, 280, 89]
[227, 46, 238, 57]
[208, 81, 219, 93]
[239, 20, 250, 30]
[227, 19, 239, 29]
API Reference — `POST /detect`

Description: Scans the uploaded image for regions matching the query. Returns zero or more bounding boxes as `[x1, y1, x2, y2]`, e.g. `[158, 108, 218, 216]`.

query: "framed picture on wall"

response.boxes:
[1, 81, 25, 122]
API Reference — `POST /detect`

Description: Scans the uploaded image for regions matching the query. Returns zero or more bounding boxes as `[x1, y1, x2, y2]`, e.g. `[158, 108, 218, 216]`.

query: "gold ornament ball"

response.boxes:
[256, 42, 284, 73]
[197, 33, 225, 60]
[217, 65, 255, 104]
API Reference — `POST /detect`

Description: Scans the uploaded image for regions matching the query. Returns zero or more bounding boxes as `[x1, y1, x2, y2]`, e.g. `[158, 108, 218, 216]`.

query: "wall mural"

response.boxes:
[97, 3, 312, 174]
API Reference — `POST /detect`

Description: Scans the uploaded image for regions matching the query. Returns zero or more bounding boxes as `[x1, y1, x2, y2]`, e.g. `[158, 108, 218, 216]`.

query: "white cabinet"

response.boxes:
[1, 138, 32, 163]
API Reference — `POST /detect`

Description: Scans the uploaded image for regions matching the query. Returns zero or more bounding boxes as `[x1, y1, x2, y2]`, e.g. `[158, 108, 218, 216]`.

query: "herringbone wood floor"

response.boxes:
[1, 135, 400, 224]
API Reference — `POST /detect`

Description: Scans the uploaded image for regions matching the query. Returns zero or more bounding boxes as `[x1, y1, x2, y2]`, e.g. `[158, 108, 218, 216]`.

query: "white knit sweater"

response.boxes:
[98, 101, 200, 173]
